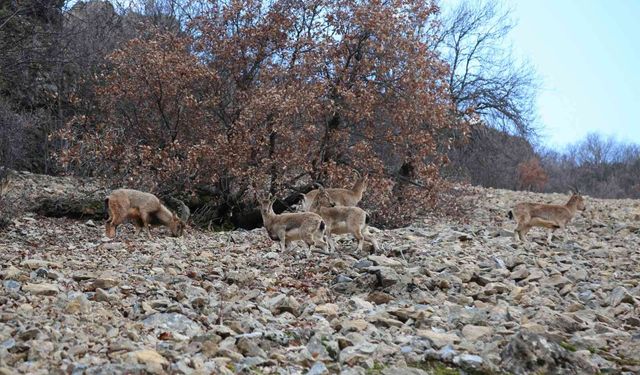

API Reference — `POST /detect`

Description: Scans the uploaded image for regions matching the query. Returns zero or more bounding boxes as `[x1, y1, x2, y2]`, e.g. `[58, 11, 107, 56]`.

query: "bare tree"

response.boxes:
[435, 0, 538, 136]
[540, 133, 640, 199]
[434, 0, 540, 189]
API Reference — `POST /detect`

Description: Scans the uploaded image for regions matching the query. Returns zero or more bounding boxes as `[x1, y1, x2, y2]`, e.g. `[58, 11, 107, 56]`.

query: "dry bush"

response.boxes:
[517, 157, 547, 191]
[445, 125, 537, 189]
[57, 0, 468, 228]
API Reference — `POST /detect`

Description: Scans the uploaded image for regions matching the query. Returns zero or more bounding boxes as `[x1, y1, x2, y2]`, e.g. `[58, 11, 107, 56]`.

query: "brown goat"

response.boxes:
[105, 189, 186, 238]
[258, 193, 328, 254]
[301, 174, 368, 212]
[310, 187, 379, 252]
[508, 192, 586, 244]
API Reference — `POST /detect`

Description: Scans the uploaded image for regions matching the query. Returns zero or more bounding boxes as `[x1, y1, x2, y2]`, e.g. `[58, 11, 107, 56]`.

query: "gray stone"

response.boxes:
[417, 329, 459, 348]
[142, 313, 203, 337]
[500, 331, 597, 375]
[23, 282, 59, 296]
[461, 325, 493, 341]
[264, 294, 301, 316]
[541, 275, 572, 289]
[3, 280, 21, 293]
[353, 259, 374, 269]
[381, 367, 429, 375]
[368, 266, 401, 287]
[454, 354, 484, 369]
[607, 286, 635, 307]
[368, 255, 404, 268]
[306, 362, 329, 375]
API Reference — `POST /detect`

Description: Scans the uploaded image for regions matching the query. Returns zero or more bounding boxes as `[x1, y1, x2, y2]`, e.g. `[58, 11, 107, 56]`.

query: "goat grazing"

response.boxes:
[310, 187, 379, 252]
[508, 191, 586, 244]
[301, 173, 368, 211]
[105, 189, 187, 238]
[258, 193, 328, 254]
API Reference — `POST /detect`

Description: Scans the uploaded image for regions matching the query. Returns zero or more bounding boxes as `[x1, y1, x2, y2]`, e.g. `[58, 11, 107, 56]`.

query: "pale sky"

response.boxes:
[69, 0, 640, 150]
[504, 0, 640, 148]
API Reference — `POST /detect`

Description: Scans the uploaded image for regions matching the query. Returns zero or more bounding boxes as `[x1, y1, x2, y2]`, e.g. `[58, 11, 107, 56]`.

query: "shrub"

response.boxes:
[517, 157, 547, 191]
[57, 0, 468, 228]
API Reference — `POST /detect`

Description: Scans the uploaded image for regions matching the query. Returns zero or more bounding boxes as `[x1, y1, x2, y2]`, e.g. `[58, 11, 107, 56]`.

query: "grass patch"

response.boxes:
[365, 362, 386, 375]
[408, 360, 504, 375]
[409, 361, 460, 375]
[588, 348, 640, 368]
[559, 341, 577, 352]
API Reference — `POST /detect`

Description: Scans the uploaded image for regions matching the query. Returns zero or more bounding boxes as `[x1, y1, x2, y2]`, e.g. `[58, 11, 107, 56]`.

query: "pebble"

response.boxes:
[1, 177, 638, 374]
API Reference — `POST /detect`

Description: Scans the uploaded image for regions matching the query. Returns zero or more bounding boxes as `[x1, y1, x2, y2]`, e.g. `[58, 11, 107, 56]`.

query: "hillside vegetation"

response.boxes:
[1, 172, 639, 374]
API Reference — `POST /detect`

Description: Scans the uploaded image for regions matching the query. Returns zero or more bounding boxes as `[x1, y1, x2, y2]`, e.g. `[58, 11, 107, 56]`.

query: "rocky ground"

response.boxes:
[1, 172, 640, 374]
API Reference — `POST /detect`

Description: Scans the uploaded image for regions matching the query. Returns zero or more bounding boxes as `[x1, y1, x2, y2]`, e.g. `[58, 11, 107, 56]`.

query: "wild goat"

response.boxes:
[508, 191, 586, 244]
[105, 189, 188, 238]
[258, 193, 328, 254]
[310, 187, 379, 252]
[300, 173, 368, 212]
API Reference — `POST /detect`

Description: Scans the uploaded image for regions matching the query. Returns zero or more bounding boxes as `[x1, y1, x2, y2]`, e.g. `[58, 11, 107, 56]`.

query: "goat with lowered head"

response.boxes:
[301, 172, 368, 212]
[508, 188, 586, 244]
[258, 193, 328, 254]
[105, 189, 188, 238]
[310, 187, 379, 252]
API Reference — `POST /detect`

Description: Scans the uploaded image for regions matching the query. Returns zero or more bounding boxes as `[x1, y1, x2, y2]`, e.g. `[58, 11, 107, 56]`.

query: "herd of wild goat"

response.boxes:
[104, 172, 587, 252]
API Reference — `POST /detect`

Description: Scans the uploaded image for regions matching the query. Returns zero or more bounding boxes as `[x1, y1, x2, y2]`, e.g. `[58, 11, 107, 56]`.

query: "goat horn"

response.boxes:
[569, 184, 580, 194]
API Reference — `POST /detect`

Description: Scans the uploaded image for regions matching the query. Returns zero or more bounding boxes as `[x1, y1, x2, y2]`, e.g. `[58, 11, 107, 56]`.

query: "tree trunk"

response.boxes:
[34, 194, 106, 220]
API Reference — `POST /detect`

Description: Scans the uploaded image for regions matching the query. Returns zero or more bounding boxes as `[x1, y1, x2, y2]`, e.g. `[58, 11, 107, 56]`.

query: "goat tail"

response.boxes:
[365, 213, 370, 225]
[319, 220, 326, 233]
[104, 197, 110, 219]
[507, 210, 513, 220]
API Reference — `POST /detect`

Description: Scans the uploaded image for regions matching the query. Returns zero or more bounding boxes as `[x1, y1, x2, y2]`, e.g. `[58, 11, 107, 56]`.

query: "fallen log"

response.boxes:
[34, 193, 107, 220]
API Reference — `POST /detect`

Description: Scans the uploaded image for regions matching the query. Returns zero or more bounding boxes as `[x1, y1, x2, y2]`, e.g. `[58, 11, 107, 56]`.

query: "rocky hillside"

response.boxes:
[1, 172, 640, 374]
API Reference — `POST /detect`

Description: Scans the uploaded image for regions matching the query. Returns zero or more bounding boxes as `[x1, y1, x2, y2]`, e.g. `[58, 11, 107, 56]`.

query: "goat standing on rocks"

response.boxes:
[310, 187, 379, 252]
[105, 189, 188, 238]
[258, 193, 328, 255]
[300, 172, 368, 211]
[508, 190, 586, 244]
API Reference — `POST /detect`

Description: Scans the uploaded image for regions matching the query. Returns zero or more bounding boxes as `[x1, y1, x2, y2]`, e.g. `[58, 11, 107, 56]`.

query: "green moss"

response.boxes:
[408, 360, 504, 375]
[365, 362, 386, 375]
[408, 361, 460, 375]
[559, 341, 577, 352]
